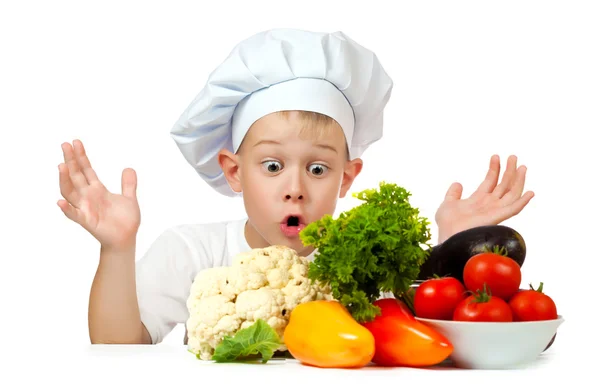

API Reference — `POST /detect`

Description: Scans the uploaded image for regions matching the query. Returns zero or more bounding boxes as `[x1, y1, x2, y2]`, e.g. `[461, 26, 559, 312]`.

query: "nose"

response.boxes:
[285, 193, 303, 200]
[283, 171, 306, 202]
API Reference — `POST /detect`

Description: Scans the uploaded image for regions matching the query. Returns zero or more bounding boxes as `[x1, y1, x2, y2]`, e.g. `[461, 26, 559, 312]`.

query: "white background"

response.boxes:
[1, 0, 598, 388]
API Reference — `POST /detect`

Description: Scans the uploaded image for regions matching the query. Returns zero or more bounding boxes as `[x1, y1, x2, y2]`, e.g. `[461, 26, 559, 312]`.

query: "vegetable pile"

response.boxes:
[185, 181, 559, 369]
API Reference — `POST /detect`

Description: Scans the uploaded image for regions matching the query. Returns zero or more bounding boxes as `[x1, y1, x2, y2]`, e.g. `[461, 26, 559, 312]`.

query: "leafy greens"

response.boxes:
[210, 319, 282, 363]
[300, 182, 432, 323]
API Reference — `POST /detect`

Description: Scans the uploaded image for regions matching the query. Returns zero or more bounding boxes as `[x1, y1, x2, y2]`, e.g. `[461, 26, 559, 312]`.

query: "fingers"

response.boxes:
[62, 142, 88, 189]
[493, 191, 535, 223]
[73, 140, 101, 185]
[57, 199, 83, 224]
[500, 165, 528, 205]
[444, 182, 463, 200]
[492, 155, 518, 198]
[121, 168, 138, 200]
[473, 155, 501, 195]
[58, 162, 81, 207]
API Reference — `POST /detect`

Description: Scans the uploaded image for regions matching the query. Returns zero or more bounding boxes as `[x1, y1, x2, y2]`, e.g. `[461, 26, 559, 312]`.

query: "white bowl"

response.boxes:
[415, 315, 565, 369]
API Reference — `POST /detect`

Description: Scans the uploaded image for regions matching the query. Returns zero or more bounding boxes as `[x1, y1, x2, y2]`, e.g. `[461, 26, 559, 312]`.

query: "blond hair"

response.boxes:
[277, 110, 349, 159]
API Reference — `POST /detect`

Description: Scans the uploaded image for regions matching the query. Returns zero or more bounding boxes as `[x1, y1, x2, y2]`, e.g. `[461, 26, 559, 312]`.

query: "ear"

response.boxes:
[339, 158, 363, 198]
[217, 148, 242, 193]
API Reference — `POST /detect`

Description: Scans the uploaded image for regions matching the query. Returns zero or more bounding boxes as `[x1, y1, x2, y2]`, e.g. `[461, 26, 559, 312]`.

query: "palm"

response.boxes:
[78, 182, 141, 244]
[435, 155, 535, 244]
[58, 140, 141, 250]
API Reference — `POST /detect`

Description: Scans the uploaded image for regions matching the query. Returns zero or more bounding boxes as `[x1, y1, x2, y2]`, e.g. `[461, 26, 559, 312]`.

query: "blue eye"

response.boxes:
[308, 164, 328, 176]
[262, 161, 282, 173]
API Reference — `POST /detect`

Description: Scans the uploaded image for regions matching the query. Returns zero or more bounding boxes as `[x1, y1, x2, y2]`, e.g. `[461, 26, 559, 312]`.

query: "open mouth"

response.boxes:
[286, 216, 300, 226]
[280, 215, 306, 237]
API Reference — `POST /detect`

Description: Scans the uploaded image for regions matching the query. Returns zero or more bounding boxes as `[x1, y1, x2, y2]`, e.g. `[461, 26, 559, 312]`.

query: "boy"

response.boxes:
[57, 29, 534, 345]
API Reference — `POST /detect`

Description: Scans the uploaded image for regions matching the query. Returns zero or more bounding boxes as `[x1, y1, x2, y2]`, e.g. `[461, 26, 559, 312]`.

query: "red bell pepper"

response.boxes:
[361, 298, 453, 367]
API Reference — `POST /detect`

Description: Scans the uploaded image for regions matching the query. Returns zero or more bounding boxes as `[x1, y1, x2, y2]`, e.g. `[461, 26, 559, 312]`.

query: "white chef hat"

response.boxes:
[170, 28, 393, 197]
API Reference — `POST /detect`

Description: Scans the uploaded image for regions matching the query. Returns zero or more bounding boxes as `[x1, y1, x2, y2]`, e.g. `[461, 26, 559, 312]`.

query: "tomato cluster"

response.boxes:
[414, 249, 558, 322]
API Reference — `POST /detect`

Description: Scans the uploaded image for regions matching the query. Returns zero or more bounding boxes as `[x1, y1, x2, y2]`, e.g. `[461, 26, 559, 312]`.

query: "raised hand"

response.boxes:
[434, 155, 534, 244]
[57, 140, 141, 250]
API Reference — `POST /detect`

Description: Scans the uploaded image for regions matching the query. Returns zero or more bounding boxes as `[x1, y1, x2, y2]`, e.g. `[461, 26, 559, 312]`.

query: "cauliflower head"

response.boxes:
[186, 245, 333, 360]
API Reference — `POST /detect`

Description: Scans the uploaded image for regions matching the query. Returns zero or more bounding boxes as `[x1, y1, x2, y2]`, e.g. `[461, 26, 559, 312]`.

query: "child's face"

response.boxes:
[219, 111, 363, 256]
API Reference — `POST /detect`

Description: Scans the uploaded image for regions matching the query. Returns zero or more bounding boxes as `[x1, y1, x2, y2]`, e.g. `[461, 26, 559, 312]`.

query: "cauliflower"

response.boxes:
[185, 245, 333, 360]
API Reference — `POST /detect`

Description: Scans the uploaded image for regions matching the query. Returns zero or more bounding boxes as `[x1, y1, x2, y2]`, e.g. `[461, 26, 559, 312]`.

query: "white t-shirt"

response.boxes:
[134, 217, 315, 344]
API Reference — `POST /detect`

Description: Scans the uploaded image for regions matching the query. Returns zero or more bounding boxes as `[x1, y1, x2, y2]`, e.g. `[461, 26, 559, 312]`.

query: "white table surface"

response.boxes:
[12, 340, 574, 391]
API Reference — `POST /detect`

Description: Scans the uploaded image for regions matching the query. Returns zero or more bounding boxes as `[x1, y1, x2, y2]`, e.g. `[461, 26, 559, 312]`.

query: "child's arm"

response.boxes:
[58, 140, 149, 344]
[88, 244, 151, 344]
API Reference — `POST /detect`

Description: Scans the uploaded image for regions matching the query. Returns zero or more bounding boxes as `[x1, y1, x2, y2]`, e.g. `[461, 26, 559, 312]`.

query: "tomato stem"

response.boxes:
[482, 245, 508, 257]
[529, 282, 544, 293]
[427, 273, 451, 280]
[471, 283, 492, 303]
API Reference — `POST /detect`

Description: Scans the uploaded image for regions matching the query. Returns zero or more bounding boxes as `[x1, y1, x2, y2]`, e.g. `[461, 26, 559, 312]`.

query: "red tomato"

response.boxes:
[463, 250, 521, 301]
[414, 276, 467, 320]
[453, 285, 513, 322]
[508, 282, 558, 321]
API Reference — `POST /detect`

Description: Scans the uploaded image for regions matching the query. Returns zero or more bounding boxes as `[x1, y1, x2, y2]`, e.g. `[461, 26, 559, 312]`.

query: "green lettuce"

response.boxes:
[211, 319, 282, 363]
[300, 182, 432, 323]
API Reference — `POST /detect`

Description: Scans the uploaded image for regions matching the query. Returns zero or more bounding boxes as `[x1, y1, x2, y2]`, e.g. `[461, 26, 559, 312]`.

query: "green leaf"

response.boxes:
[211, 319, 282, 363]
[301, 181, 432, 323]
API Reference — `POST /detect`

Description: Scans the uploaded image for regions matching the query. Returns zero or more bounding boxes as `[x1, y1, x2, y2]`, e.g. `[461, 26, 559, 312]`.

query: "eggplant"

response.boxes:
[544, 333, 557, 352]
[418, 225, 526, 283]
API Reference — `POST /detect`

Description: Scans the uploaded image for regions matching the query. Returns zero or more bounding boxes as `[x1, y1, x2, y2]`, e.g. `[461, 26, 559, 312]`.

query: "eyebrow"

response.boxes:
[253, 139, 339, 154]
